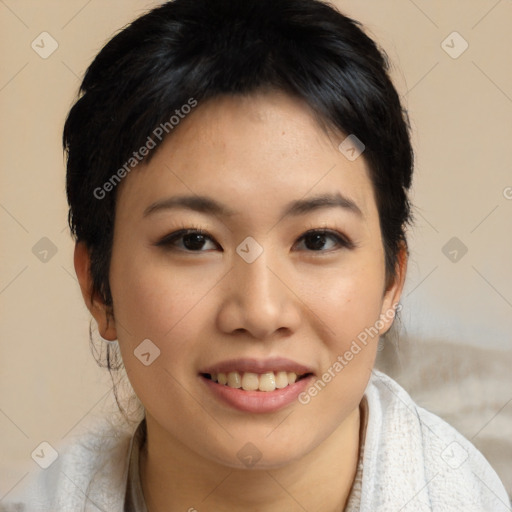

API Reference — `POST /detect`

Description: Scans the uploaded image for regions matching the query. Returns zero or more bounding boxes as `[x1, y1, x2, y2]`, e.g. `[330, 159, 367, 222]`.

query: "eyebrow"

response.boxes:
[284, 192, 363, 218]
[143, 192, 363, 219]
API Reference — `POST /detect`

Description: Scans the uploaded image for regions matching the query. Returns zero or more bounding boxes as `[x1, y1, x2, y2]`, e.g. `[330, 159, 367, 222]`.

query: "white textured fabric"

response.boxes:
[0, 420, 133, 512]
[358, 371, 510, 511]
[1, 370, 509, 511]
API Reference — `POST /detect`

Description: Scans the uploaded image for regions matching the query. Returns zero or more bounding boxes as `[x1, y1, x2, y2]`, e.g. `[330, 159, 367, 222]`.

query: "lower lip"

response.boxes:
[200, 374, 314, 413]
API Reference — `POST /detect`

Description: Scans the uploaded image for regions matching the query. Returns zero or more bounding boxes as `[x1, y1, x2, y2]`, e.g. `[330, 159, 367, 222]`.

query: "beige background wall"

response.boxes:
[1, 0, 511, 501]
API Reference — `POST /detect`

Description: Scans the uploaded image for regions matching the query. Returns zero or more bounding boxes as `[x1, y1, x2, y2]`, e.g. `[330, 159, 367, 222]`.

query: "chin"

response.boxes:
[202, 435, 316, 471]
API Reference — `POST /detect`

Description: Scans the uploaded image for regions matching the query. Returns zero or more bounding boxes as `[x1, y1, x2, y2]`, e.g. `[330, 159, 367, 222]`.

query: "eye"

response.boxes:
[294, 229, 354, 252]
[155, 229, 220, 252]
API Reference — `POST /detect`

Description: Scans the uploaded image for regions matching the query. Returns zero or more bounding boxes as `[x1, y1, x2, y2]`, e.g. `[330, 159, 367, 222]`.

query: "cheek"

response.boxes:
[297, 268, 384, 429]
[108, 250, 222, 382]
[110, 248, 217, 335]
[108, 254, 214, 408]
[301, 257, 386, 349]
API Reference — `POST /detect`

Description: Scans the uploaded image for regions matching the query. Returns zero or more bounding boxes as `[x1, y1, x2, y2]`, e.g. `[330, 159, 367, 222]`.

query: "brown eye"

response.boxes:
[295, 229, 354, 252]
[181, 233, 210, 250]
[155, 229, 220, 252]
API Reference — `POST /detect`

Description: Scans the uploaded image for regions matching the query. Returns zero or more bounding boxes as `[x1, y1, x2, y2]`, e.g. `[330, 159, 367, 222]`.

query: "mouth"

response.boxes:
[200, 370, 313, 392]
[198, 358, 314, 414]
[198, 358, 315, 413]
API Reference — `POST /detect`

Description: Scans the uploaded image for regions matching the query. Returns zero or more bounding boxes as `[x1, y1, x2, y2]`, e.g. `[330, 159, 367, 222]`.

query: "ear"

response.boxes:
[378, 242, 408, 336]
[74, 242, 117, 341]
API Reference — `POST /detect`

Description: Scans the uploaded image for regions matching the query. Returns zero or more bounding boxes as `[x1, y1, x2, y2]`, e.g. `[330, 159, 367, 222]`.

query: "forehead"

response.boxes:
[116, 91, 377, 224]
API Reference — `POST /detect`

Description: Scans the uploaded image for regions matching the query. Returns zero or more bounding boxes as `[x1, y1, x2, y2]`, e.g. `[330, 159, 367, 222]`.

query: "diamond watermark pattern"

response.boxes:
[134, 338, 161, 366]
[441, 31, 468, 59]
[31, 441, 58, 469]
[237, 442, 262, 467]
[338, 134, 365, 161]
[236, 236, 263, 264]
[441, 441, 469, 469]
[32, 237, 58, 263]
[31, 32, 59, 59]
[442, 237, 468, 263]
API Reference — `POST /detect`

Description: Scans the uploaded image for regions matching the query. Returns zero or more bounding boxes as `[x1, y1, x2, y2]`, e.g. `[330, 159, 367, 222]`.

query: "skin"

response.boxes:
[75, 90, 407, 511]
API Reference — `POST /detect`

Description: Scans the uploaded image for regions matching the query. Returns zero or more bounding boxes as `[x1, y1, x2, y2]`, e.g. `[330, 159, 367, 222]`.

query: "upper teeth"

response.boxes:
[210, 371, 300, 392]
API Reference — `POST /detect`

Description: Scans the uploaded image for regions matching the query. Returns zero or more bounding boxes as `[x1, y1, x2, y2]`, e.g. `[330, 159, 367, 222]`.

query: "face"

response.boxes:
[78, 91, 405, 469]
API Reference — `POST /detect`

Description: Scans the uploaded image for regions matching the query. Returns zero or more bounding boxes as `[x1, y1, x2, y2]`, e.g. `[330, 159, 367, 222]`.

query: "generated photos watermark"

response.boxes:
[298, 303, 402, 405]
[93, 97, 198, 200]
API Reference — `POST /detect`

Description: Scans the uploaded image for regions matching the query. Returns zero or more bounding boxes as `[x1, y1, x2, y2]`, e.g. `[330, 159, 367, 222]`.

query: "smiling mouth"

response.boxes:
[201, 371, 312, 392]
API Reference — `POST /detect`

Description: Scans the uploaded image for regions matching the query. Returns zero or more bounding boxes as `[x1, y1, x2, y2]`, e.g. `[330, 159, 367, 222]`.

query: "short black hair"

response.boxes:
[64, 0, 413, 309]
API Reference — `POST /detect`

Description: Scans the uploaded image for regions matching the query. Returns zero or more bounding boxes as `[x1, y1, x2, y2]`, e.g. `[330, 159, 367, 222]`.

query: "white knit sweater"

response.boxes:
[1, 370, 509, 511]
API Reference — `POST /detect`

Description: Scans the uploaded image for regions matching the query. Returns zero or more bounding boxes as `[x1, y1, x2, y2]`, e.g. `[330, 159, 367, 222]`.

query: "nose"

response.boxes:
[216, 249, 302, 340]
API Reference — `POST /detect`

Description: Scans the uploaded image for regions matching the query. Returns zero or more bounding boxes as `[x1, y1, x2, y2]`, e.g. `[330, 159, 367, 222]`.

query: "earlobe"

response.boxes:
[73, 242, 117, 341]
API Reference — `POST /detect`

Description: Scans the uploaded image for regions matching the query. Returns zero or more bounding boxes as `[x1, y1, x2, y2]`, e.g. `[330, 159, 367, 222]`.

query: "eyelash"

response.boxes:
[154, 225, 356, 253]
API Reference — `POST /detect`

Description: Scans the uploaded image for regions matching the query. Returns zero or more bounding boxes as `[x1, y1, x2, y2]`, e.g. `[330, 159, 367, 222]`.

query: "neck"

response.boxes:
[140, 406, 361, 512]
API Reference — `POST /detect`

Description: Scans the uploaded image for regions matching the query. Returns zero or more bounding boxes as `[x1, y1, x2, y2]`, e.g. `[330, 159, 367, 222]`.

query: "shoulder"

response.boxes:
[360, 370, 510, 511]
[0, 416, 135, 512]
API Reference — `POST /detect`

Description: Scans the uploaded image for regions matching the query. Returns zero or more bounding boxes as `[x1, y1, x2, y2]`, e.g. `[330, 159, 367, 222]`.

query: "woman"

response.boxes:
[3, 0, 508, 510]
